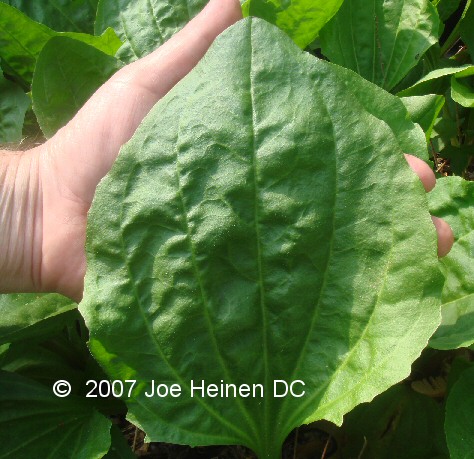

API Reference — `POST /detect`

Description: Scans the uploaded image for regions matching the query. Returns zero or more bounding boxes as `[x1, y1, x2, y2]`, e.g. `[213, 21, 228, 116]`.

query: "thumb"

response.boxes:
[47, 0, 242, 204]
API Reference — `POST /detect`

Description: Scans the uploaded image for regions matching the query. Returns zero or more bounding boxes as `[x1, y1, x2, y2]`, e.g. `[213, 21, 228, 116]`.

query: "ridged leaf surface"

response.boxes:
[80, 18, 442, 458]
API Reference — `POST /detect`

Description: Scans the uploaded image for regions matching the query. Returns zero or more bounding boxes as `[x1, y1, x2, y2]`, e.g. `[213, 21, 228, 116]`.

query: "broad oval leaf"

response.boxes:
[32, 36, 123, 138]
[241, 0, 344, 48]
[95, 0, 208, 62]
[80, 18, 441, 457]
[445, 366, 474, 459]
[319, 0, 440, 91]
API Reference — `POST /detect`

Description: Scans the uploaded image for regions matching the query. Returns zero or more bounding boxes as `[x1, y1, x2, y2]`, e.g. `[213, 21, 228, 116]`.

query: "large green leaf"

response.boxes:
[0, 70, 30, 143]
[32, 36, 123, 138]
[80, 18, 441, 458]
[0, 2, 121, 85]
[338, 385, 448, 458]
[319, 0, 440, 91]
[0, 293, 77, 346]
[0, 0, 98, 33]
[95, 0, 208, 62]
[445, 366, 474, 459]
[0, 370, 111, 459]
[241, 0, 344, 48]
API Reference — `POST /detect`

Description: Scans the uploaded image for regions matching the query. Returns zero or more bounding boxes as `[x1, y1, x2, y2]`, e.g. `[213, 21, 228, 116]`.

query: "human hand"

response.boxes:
[38, 0, 243, 301]
[0, 0, 453, 302]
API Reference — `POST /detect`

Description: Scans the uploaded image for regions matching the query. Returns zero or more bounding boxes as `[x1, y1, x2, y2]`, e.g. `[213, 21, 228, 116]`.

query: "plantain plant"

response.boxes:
[0, 0, 473, 458]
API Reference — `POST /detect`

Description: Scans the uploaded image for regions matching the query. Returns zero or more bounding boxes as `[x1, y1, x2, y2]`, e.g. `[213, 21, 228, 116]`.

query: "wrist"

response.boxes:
[0, 147, 43, 293]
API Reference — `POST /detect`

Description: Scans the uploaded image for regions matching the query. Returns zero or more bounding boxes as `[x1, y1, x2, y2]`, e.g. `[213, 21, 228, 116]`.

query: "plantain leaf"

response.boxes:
[401, 94, 445, 140]
[432, 0, 462, 21]
[429, 177, 474, 350]
[460, 0, 474, 60]
[0, 69, 30, 143]
[0, 293, 77, 346]
[339, 385, 448, 458]
[319, 0, 440, 92]
[451, 76, 474, 108]
[398, 64, 474, 97]
[0, 2, 121, 85]
[95, 0, 208, 62]
[0, 0, 98, 34]
[32, 36, 123, 138]
[0, 370, 111, 459]
[445, 366, 474, 459]
[430, 231, 474, 349]
[80, 18, 442, 458]
[241, 0, 344, 48]
[428, 176, 474, 242]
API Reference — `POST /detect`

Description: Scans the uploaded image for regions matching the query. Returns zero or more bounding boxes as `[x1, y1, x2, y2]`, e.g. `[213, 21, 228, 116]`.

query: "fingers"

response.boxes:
[431, 216, 455, 258]
[117, 0, 243, 99]
[47, 0, 242, 205]
[404, 154, 454, 257]
[404, 154, 436, 192]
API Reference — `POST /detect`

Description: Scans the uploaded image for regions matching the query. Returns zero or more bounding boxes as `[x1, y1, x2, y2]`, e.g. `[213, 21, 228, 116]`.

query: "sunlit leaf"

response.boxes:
[80, 18, 441, 457]
[241, 0, 344, 48]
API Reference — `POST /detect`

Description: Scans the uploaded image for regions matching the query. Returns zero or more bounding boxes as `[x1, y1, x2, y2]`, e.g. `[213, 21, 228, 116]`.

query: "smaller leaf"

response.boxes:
[103, 425, 136, 459]
[459, 1, 474, 61]
[451, 75, 474, 107]
[430, 231, 474, 349]
[0, 293, 77, 346]
[428, 177, 474, 350]
[433, 0, 463, 21]
[445, 366, 474, 459]
[440, 0, 472, 55]
[428, 176, 474, 240]
[95, 0, 208, 62]
[242, 0, 345, 48]
[319, 0, 440, 91]
[0, 370, 111, 459]
[0, 69, 30, 143]
[398, 64, 474, 96]
[32, 36, 123, 138]
[0, 0, 98, 34]
[0, 3, 121, 85]
[401, 94, 445, 140]
[339, 385, 448, 459]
